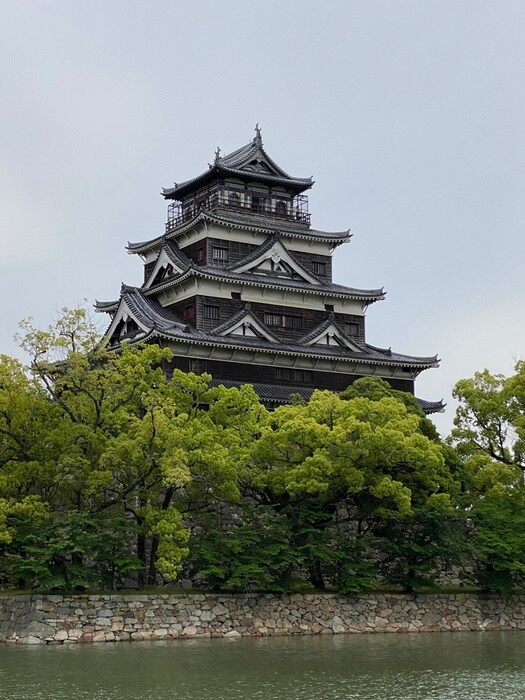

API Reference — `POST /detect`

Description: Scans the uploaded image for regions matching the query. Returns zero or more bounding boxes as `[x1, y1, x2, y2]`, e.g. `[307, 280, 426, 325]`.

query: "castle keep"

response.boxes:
[96, 128, 441, 411]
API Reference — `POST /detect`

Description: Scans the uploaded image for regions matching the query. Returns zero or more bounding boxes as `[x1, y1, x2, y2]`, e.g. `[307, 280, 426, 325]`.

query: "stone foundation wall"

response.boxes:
[1, 592, 525, 644]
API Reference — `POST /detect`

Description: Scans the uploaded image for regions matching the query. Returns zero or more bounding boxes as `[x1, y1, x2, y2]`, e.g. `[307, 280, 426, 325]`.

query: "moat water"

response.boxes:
[1, 632, 525, 699]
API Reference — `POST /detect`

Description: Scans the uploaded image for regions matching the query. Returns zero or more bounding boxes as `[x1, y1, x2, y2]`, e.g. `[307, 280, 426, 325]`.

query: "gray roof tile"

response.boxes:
[107, 287, 437, 368]
[162, 135, 313, 199]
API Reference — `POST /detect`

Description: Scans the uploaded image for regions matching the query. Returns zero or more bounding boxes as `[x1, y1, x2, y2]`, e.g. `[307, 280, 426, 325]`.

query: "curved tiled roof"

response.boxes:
[211, 306, 281, 343]
[162, 133, 313, 199]
[209, 379, 444, 414]
[119, 285, 190, 335]
[124, 234, 380, 303]
[127, 210, 351, 255]
[101, 287, 437, 370]
[417, 398, 446, 414]
[297, 315, 362, 348]
[142, 263, 385, 303]
[94, 298, 120, 312]
[162, 239, 192, 272]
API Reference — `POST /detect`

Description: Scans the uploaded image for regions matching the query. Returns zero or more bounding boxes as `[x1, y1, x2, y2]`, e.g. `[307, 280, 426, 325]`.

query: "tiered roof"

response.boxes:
[110, 237, 385, 304]
[97, 285, 438, 371]
[97, 128, 443, 413]
[162, 126, 313, 199]
[127, 210, 351, 255]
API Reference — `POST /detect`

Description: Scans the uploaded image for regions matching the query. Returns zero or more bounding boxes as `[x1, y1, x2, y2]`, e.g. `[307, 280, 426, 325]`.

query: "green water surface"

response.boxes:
[1, 632, 525, 699]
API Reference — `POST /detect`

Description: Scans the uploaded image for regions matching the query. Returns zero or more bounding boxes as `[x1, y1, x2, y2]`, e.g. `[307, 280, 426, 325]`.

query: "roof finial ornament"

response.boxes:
[254, 123, 263, 146]
[214, 146, 221, 165]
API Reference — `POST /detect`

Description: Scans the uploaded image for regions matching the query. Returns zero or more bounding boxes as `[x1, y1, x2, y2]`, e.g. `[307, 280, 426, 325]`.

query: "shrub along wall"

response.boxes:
[1, 592, 525, 644]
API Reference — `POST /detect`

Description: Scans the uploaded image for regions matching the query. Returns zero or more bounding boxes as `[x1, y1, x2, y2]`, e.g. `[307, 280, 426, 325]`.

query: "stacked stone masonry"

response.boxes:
[1, 593, 524, 645]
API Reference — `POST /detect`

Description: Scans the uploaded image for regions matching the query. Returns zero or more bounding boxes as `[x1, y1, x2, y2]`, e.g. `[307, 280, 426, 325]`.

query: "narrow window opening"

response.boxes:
[346, 322, 360, 338]
[212, 247, 229, 262]
[203, 305, 220, 320]
[275, 200, 286, 216]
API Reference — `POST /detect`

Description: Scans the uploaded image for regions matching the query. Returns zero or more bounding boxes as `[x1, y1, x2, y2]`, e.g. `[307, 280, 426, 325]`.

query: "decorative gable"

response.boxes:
[213, 308, 279, 343]
[301, 321, 363, 352]
[106, 300, 150, 344]
[143, 245, 188, 289]
[231, 238, 320, 284]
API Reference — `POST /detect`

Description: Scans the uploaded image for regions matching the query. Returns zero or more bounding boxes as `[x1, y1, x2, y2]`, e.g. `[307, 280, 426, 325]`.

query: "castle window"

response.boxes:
[264, 313, 302, 329]
[275, 368, 313, 384]
[231, 292, 241, 300]
[228, 191, 241, 208]
[251, 194, 261, 212]
[346, 322, 360, 338]
[275, 200, 286, 216]
[324, 304, 334, 312]
[203, 305, 220, 320]
[313, 261, 326, 276]
[265, 313, 281, 326]
[212, 247, 229, 262]
[183, 304, 195, 321]
[190, 359, 207, 374]
[282, 315, 302, 329]
[196, 241, 206, 265]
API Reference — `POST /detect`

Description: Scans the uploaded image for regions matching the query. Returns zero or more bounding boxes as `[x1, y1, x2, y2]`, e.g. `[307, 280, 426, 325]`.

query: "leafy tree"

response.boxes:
[251, 389, 447, 511]
[451, 362, 525, 471]
[4, 510, 139, 591]
[375, 499, 470, 592]
[247, 389, 453, 590]
[2, 308, 267, 589]
[341, 376, 440, 441]
[188, 505, 295, 592]
[450, 363, 525, 592]
[470, 490, 525, 593]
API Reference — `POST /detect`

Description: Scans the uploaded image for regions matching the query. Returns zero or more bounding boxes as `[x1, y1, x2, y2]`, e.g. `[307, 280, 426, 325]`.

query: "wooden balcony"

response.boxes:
[166, 185, 310, 233]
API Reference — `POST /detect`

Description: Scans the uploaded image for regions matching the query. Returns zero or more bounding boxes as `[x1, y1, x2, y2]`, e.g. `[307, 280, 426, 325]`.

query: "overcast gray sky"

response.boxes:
[1, 0, 524, 435]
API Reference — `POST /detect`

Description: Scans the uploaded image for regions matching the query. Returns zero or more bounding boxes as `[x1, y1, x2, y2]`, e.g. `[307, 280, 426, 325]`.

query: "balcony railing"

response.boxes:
[166, 185, 310, 233]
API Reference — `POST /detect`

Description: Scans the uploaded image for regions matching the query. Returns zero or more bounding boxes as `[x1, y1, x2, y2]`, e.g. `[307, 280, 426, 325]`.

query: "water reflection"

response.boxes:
[1, 632, 525, 700]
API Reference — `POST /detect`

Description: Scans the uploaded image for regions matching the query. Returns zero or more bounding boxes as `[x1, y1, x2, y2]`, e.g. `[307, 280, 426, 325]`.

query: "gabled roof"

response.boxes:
[162, 127, 313, 200]
[124, 231, 379, 304]
[98, 287, 438, 371]
[298, 315, 363, 351]
[104, 284, 191, 342]
[143, 240, 192, 289]
[142, 262, 384, 304]
[209, 379, 313, 404]
[227, 235, 321, 285]
[128, 210, 351, 255]
[212, 305, 280, 343]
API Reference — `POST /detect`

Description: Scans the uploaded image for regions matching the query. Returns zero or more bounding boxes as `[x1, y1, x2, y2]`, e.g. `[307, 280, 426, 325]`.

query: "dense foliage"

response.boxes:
[0, 309, 523, 594]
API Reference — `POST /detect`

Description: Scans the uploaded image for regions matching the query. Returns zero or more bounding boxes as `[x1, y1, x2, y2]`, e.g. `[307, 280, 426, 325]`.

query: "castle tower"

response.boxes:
[96, 128, 442, 412]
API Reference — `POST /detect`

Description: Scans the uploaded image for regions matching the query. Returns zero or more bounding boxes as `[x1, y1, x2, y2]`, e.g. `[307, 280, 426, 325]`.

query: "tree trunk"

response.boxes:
[147, 537, 159, 586]
[136, 529, 147, 589]
[308, 559, 325, 590]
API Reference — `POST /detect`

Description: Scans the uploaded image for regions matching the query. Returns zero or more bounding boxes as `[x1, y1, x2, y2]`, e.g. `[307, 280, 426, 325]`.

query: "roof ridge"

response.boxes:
[365, 342, 439, 364]
[210, 305, 280, 343]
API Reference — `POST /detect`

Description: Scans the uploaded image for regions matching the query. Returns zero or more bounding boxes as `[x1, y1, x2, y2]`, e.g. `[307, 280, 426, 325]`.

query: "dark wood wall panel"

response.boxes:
[163, 293, 366, 344]
[165, 356, 415, 395]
